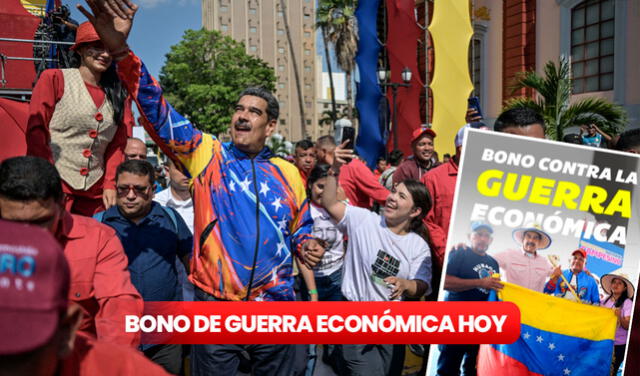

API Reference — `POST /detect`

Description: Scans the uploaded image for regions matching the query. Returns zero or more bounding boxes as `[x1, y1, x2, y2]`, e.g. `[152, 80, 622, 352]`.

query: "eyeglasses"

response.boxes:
[116, 184, 151, 197]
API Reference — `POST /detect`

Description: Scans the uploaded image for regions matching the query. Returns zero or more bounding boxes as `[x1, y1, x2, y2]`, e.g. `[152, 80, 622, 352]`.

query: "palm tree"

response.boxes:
[316, 15, 338, 127]
[316, 0, 359, 124]
[504, 57, 627, 141]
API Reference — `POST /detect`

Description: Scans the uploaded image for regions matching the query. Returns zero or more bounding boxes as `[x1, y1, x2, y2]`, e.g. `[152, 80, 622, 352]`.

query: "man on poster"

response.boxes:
[543, 249, 600, 304]
[438, 221, 501, 375]
[493, 224, 553, 292]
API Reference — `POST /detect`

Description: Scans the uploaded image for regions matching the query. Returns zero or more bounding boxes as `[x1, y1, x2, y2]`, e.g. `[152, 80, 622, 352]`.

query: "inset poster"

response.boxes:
[427, 129, 639, 376]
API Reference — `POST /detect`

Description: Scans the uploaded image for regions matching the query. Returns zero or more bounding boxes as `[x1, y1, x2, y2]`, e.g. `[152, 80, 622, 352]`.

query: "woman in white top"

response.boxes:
[318, 142, 432, 376]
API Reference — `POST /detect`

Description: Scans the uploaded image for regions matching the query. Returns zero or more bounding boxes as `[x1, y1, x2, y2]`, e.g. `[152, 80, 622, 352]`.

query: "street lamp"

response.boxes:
[378, 66, 412, 150]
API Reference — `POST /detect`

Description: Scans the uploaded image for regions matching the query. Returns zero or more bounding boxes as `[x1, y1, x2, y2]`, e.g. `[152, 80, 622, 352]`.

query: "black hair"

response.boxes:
[615, 128, 640, 152]
[494, 107, 545, 133]
[377, 156, 386, 163]
[443, 153, 451, 158]
[603, 278, 632, 308]
[387, 150, 404, 166]
[238, 87, 279, 121]
[116, 159, 155, 186]
[71, 52, 128, 125]
[306, 163, 331, 197]
[295, 139, 315, 150]
[0, 156, 63, 202]
[398, 179, 432, 245]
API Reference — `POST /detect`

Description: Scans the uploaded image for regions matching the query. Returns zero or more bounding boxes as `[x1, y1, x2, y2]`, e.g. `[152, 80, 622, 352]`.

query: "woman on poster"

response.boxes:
[27, 21, 131, 216]
[600, 273, 635, 375]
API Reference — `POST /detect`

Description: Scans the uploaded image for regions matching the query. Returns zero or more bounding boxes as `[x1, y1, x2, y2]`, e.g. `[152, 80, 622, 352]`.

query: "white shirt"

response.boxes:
[310, 204, 345, 277]
[154, 188, 194, 234]
[338, 205, 432, 301]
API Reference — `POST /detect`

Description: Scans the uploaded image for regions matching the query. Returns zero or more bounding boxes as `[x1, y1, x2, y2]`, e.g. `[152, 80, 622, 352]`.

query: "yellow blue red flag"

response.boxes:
[478, 282, 616, 376]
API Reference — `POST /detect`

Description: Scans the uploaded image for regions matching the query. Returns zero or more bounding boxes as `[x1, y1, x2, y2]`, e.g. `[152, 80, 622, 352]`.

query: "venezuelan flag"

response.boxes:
[477, 282, 616, 376]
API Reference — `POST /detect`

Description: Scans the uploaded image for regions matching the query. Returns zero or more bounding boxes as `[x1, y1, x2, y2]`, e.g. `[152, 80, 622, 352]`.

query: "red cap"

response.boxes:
[411, 127, 437, 143]
[71, 22, 101, 51]
[0, 220, 70, 355]
[572, 249, 587, 259]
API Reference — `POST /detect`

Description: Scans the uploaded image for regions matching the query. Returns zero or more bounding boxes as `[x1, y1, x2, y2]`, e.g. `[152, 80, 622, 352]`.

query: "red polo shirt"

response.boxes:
[57, 212, 143, 347]
[421, 158, 458, 268]
[339, 159, 389, 208]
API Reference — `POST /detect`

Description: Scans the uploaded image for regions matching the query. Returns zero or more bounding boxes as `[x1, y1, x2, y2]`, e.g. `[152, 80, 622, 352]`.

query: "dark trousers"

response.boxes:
[144, 344, 183, 375]
[191, 287, 295, 376]
[316, 268, 345, 302]
[339, 344, 405, 376]
[437, 344, 479, 376]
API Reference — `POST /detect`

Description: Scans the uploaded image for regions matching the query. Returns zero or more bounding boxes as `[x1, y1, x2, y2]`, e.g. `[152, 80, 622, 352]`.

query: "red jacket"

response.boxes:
[61, 332, 170, 376]
[57, 212, 143, 347]
[339, 159, 389, 208]
[392, 156, 440, 184]
[421, 158, 458, 268]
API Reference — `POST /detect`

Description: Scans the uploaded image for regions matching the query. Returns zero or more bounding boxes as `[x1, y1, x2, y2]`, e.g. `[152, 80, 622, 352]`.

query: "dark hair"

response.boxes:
[238, 87, 279, 121]
[71, 52, 128, 124]
[398, 179, 432, 245]
[295, 139, 315, 150]
[116, 159, 155, 186]
[387, 150, 404, 166]
[316, 135, 337, 148]
[0, 156, 63, 202]
[443, 153, 451, 158]
[306, 163, 331, 196]
[377, 156, 386, 163]
[615, 128, 640, 152]
[494, 107, 545, 133]
[603, 278, 631, 308]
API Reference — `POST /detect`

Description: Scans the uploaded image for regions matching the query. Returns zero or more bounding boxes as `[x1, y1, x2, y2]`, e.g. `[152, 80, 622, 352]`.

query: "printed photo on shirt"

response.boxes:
[426, 130, 640, 376]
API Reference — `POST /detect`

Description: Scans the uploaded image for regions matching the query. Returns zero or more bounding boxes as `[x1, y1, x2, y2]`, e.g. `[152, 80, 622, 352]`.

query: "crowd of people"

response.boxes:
[1, 1, 639, 376]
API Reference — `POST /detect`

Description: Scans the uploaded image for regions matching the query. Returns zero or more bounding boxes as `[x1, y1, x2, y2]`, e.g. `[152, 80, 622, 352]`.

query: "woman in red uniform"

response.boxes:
[27, 22, 132, 216]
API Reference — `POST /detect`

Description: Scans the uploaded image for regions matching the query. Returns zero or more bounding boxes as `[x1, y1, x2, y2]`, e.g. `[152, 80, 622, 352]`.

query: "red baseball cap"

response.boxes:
[411, 126, 437, 143]
[572, 249, 587, 259]
[70, 22, 102, 51]
[0, 220, 70, 355]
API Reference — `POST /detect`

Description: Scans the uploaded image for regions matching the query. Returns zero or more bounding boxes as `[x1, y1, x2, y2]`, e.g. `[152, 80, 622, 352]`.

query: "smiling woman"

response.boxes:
[26, 21, 133, 217]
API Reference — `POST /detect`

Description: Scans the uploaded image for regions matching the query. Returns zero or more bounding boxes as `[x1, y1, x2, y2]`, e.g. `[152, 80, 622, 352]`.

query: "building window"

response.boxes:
[220, 5, 228, 12]
[221, 24, 228, 32]
[278, 11, 284, 17]
[280, 119, 286, 125]
[304, 66, 311, 73]
[250, 46, 258, 52]
[305, 84, 311, 90]
[571, 0, 614, 93]
[277, 29, 285, 36]
[306, 119, 312, 125]
[304, 49, 311, 56]
[249, 8, 256, 15]
[250, 27, 257, 33]
[278, 65, 285, 72]
[468, 38, 481, 101]
[305, 101, 311, 108]
[279, 83, 285, 89]
[304, 32, 311, 38]
[278, 47, 285, 54]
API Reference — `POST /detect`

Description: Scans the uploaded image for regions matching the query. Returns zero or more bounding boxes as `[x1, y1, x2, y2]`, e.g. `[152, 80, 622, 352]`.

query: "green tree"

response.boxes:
[159, 28, 276, 135]
[317, 0, 358, 124]
[504, 57, 627, 141]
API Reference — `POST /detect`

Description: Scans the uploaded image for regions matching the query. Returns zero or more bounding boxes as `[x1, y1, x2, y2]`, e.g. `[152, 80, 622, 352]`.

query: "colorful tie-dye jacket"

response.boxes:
[117, 52, 312, 301]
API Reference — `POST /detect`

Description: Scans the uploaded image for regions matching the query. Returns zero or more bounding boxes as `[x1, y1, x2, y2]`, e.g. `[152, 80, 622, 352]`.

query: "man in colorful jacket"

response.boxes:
[543, 249, 600, 305]
[78, 2, 325, 374]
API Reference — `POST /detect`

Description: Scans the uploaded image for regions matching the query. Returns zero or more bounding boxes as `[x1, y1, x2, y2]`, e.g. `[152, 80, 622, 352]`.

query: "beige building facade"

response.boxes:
[468, 0, 639, 129]
[202, 0, 318, 142]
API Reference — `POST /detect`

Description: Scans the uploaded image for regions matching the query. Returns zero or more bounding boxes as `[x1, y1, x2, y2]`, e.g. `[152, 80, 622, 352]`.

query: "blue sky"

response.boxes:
[66, 0, 201, 78]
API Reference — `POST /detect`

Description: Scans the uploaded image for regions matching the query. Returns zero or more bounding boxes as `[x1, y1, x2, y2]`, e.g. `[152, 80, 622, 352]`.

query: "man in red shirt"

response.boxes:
[393, 127, 439, 184]
[0, 156, 142, 347]
[293, 139, 317, 186]
[316, 135, 389, 208]
[0, 220, 169, 376]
